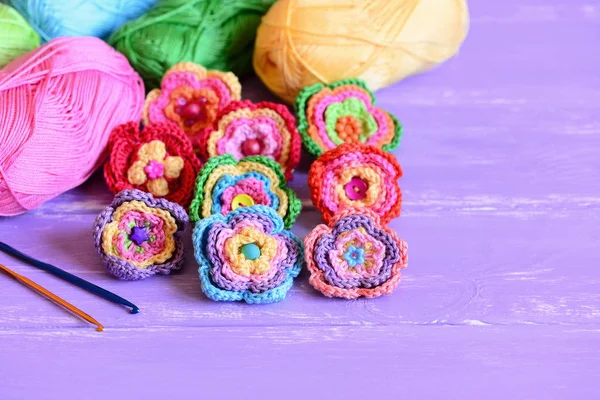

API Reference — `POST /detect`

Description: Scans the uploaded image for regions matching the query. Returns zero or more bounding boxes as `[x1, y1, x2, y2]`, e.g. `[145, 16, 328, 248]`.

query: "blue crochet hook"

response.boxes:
[0, 241, 139, 314]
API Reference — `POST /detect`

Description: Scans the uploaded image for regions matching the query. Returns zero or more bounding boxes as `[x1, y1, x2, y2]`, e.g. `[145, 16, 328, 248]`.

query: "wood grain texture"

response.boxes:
[1, 0, 599, 398]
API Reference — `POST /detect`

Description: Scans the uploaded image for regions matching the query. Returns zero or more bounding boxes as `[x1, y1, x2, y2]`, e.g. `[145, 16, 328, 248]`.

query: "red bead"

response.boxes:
[180, 103, 202, 119]
[242, 139, 263, 156]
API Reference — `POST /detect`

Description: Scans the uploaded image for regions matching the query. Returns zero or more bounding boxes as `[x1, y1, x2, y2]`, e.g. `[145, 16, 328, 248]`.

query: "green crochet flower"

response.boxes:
[189, 154, 301, 229]
[295, 78, 402, 158]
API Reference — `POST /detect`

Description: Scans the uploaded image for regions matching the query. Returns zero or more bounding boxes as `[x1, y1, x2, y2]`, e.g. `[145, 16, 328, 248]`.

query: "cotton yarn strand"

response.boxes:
[5, 0, 159, 41]
[0, 4, 40, 68]
[0, 37, 145, 216]
[253, 0, 470, 103]
[110, 0, 277, 89]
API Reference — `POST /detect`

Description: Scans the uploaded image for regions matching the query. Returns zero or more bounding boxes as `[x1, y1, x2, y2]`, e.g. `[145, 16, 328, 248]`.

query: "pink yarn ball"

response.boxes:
[0, 37, 144, 216]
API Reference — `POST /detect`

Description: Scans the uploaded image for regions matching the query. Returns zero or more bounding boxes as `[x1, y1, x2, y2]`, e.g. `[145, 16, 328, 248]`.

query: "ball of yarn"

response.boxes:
[0, 4, 40, 68]
[253, 0, 470, 103]
[6, 0, 158, 41]
[0, 37, 145, 216]
[109, 0, 277, 89]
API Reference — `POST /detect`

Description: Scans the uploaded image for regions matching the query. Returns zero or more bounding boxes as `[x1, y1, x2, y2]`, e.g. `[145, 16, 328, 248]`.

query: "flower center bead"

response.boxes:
[242, 138, 263, 156]
[231, 194, 254, 210]
[176, 97, 208, 126]
[336, 115, 362, 142]
[144, 160, 164, 180]
[241, 243, 261, 260]
[343, 244, 365, 268]
[344, 177, 368, 201]
[129, 225, 150, 246]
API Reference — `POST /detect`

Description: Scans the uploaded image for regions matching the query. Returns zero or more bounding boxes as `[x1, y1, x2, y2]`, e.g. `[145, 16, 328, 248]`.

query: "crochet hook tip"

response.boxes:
[0, 263, 106, 332]
[130, 307, 140, 314]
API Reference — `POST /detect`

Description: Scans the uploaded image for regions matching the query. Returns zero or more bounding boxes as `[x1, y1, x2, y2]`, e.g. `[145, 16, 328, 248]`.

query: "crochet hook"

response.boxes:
[0, 263, 104, 332]
[0, 241, 139, 314]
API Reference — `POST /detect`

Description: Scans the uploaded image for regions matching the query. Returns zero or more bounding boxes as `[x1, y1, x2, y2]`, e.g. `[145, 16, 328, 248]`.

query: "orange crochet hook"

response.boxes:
[0, 263, 104, 332]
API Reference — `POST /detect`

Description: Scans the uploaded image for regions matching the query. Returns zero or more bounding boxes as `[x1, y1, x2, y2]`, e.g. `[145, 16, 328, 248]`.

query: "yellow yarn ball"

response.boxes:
[0, 4, 40, 68]
[253, 0, 469, 103]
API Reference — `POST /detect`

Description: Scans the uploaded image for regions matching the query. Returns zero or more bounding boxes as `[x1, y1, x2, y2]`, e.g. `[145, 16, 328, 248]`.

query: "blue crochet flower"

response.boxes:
[343, 245, 365, 268]
[193, 205, 304, 304]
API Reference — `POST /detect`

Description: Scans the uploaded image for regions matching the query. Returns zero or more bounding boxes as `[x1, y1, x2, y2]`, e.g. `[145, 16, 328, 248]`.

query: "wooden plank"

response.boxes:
[1, 209, 598, 329]
[0, 325, 598, 399]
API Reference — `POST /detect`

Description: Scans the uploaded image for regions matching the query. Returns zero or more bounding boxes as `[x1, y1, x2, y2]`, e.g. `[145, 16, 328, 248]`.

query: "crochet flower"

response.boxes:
[193, 205, 304, 303]
[308, 143, 402, 224]
[304, 208, 408, 299]
[296, 78, 402, 157]
[142, 62, 241, 143]
[93, 190, 188, 280]
[127, 141, 184, 197]
[104, 122, 201, 208]
[198, 100, 301, 180]
[189, 154, 301, 229]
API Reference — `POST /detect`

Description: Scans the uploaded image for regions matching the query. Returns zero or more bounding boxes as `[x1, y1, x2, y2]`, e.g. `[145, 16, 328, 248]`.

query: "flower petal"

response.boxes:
[147, 177, 169, 197]
[164, 156, 184, 179]
[127, 161, 148, 185]
[141, 140, 167, 163]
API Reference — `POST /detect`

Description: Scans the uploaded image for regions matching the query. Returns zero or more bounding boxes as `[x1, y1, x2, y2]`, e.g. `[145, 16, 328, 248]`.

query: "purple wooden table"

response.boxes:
[1, 1, 599, 398]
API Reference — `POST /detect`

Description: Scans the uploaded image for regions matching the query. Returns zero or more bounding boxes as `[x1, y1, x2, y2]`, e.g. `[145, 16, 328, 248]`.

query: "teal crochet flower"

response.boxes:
[193, 205, 304, 304]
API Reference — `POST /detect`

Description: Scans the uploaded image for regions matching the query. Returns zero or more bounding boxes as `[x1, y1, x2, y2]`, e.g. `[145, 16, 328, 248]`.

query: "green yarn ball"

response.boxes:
[0, 4, 40, 68]
[109, 0, 276, 89]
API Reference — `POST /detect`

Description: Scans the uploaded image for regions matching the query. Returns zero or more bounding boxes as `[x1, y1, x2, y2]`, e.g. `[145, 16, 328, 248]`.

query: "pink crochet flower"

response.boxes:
[198, 100, 302, 181]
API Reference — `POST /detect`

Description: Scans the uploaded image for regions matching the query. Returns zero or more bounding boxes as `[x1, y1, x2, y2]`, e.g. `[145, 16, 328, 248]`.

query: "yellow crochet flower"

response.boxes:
[127, 140, 184, 197]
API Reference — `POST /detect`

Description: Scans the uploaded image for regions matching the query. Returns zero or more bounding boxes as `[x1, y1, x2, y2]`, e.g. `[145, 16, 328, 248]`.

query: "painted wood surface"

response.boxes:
[1, 1, 599, 398]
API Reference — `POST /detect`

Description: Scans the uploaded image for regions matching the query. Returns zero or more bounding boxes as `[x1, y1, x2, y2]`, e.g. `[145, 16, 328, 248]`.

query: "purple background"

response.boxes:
[1, 0, 599, 398]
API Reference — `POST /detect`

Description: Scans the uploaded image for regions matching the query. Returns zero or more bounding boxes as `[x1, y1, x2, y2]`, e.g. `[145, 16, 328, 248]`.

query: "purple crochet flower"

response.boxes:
[93, 189, 189, 280]
[304, 207, 408, 299]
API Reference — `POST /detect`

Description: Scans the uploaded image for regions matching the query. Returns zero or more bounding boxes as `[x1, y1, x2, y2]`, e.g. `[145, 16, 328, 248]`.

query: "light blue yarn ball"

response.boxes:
[5, 0, 159, 42]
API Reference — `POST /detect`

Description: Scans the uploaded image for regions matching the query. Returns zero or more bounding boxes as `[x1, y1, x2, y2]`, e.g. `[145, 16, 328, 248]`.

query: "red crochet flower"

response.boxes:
[104, 122, 201, 208]
[198, 100, 301, 181]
